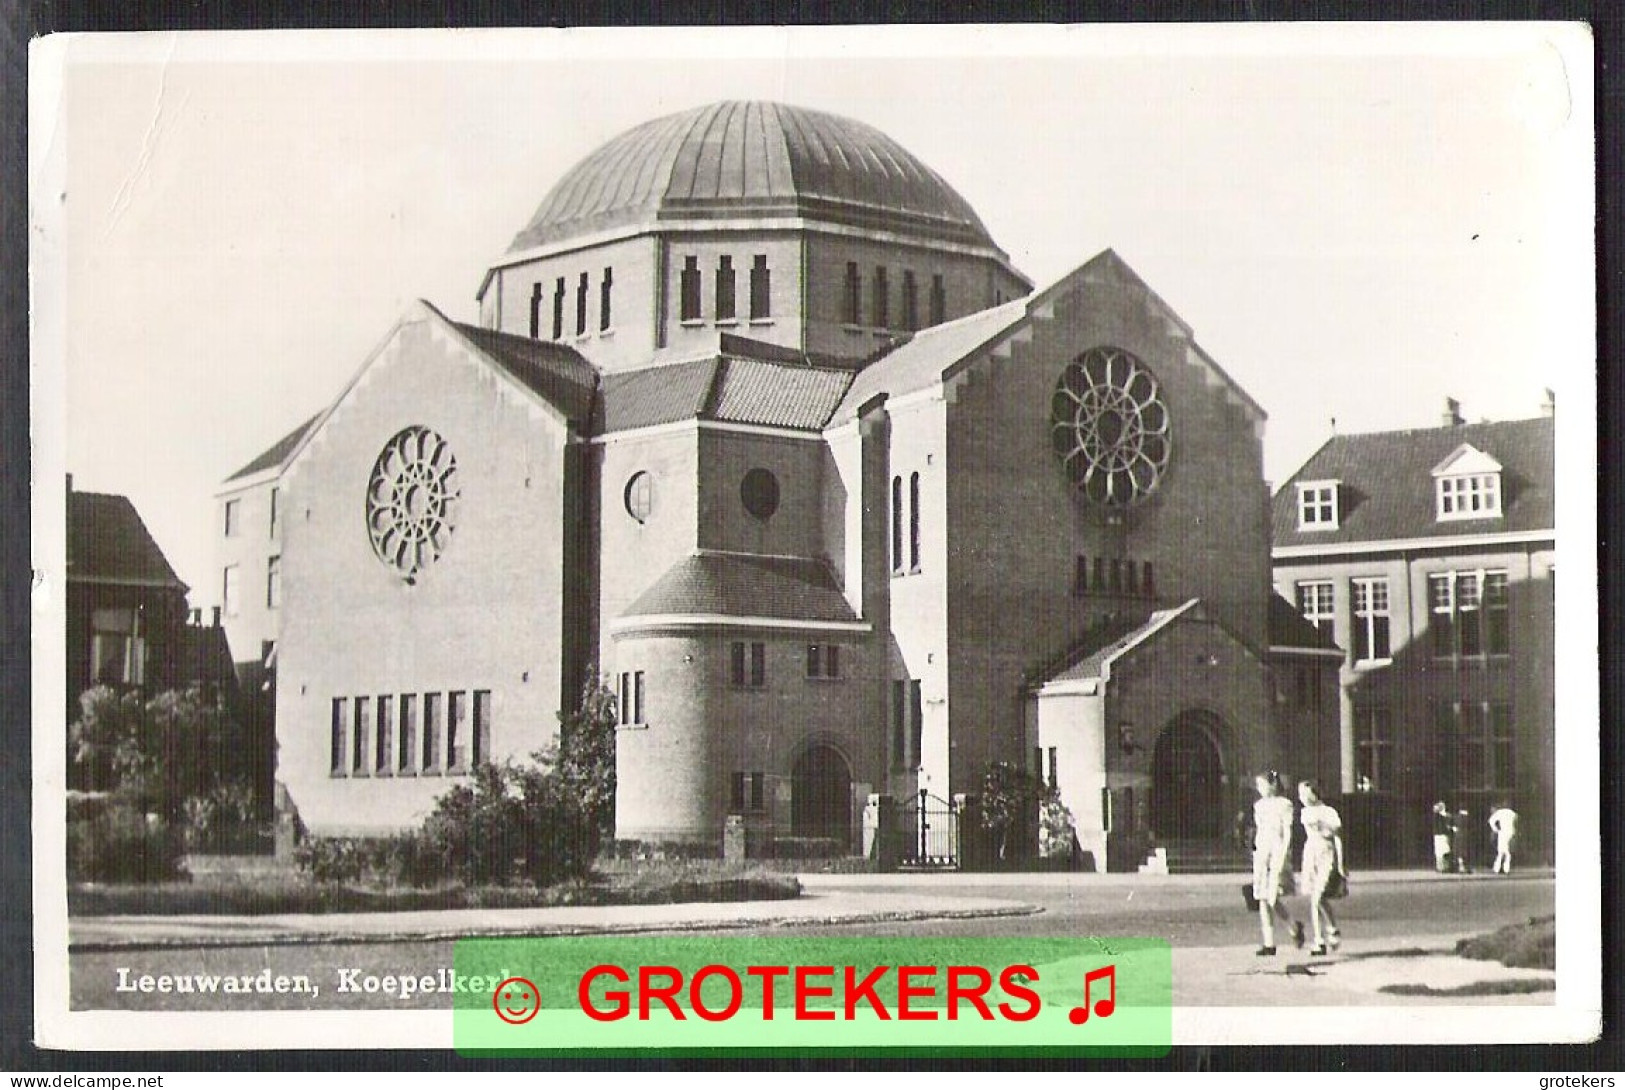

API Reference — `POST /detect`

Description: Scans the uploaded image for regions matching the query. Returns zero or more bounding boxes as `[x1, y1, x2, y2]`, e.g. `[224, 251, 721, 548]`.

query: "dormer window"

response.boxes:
[1432, 444, 1503, 521]
[1296, 480, 1340, 531]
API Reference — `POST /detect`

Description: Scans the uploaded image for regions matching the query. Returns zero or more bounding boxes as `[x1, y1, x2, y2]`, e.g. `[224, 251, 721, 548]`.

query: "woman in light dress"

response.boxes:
[1297, 779, 1347, 955]
[1251, 770, 1302, 955]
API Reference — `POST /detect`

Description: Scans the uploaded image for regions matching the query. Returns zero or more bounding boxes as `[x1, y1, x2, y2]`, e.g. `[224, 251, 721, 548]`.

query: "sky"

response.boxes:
[35, 24, 1594, 610]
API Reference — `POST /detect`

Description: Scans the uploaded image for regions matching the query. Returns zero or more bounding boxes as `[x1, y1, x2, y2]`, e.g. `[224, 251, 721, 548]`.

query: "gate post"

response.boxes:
[869, 794, 902, 870]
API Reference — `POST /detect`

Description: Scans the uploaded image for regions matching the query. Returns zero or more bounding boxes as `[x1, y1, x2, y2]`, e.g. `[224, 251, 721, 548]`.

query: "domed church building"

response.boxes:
[240, 101, 1337, 869]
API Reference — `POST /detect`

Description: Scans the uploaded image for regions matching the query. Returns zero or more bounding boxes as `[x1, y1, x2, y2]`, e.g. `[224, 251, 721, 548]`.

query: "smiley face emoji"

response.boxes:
[493, 976, 541, 1024]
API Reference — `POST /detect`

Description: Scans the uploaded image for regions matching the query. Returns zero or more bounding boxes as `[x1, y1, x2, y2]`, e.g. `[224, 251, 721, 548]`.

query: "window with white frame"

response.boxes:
[1432, 444, 1503, 521]
[1295, 580, 1336, 641]
[1296, 481, 1340, 530]
[1429, 569, 1510, 658]
[1437, 473, 1501, 519]
[1351, 577, 1391, 663]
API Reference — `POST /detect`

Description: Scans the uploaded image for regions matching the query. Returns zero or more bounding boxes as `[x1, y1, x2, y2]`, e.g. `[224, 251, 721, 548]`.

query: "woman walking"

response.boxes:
[1251, 770, 1302, 955]
[1297, 779, 1347, 955]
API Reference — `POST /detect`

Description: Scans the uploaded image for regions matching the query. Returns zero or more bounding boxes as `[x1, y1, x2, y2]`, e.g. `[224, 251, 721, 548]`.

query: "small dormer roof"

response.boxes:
[1431, 442, 1503, 478]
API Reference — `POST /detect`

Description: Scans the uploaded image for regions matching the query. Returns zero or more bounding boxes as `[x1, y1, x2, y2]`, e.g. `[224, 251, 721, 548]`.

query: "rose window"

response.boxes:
[365, 425, 460, 582]
[1051, 347, 1171, 507]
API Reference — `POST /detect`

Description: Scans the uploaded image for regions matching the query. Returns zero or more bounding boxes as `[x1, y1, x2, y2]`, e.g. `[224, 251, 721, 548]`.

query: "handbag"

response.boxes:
[1241, 883, 1260, 912]
[1324, 870, 1349, 900]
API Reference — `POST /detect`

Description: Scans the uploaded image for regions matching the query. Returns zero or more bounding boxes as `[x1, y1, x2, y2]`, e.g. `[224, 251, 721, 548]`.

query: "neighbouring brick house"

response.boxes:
[238, 100, 1338, 867]
[1271, 400, 1556, 867]
[66, 479, 191, 734]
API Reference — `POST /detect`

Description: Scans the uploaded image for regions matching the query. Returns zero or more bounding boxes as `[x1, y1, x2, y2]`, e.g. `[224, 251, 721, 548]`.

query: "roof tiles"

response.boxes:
[620, 551, 858, 625]
[1272, 416, 1554, 548]
[68, 490, 187, 590]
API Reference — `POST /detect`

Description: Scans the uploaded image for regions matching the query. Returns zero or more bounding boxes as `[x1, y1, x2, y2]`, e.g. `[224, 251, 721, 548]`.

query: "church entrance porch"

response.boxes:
[1149, 712, 1226, 840]
[791, 743, 853, 847]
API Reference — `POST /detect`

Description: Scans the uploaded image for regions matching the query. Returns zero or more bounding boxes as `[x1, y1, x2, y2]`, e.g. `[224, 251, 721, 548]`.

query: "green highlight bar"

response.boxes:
[454, 936, 1170, 1057]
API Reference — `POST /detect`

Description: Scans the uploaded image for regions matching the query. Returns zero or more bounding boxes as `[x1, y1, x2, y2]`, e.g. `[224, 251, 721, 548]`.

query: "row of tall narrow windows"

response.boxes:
[845, 264, 946, 331]
[1074, 556, 1154, 598]
[330, 690, 490, 778]
[1296, 570, 1509, 665]
[680, 255, 771, 323]
[531, 268, 614, 340]
[1353, 700, 1515, 792]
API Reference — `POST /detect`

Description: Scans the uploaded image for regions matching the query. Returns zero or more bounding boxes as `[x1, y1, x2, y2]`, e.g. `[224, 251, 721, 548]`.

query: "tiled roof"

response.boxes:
[67, 490, 187, 590]
[709, 358, 854, 430]
[598, 351, 854, 435]
[619, 551, 859, 625]
[829, 298, 1027, 424]
[451, 322, 599, 425]
[600, 359, 719, 433]
[509, 101, 1001, 253]
[1272, 416, 1554, 549]
[1267, 593, 1342, 653]
[1042, 601, 1201, 685]
[225, 415, 320, 482]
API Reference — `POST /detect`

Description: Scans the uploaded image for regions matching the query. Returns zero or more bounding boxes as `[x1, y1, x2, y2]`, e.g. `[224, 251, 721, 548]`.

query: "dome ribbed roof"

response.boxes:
[509, 101, 999, 253]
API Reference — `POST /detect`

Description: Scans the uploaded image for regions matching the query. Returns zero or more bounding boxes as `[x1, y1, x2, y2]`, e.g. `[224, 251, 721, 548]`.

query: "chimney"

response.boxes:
[189, 607, 201, 626]
[212, 606, 222, 628]
[1441, 397, 1464, 428]
[1541, 388, 1556, 417]
[66, 473, 73, 495]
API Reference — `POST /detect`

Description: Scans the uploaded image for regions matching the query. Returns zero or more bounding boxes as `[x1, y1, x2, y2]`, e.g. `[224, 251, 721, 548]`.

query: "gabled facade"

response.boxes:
[250, 101, 1335, 863]
[65, 478, 190, 789]
[1271, 403, 1555, 866]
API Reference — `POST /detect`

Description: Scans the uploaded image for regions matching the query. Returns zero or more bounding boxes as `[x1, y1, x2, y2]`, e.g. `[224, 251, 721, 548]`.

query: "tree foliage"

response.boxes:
[979, 761, 1058, 861]
[69, 684, 236, 822]
[554, 671, 618, 850]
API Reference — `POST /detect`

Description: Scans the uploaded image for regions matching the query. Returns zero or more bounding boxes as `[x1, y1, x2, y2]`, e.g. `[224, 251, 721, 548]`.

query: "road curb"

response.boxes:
[69, 902, 1047, 954]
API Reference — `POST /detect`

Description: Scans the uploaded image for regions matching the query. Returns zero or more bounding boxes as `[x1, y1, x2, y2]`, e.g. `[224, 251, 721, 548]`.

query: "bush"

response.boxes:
[292, 834, 438, 887]
[67, 796, 187, 883]
[1038, 793, 1079, 862]
[182, 782, 271, 854]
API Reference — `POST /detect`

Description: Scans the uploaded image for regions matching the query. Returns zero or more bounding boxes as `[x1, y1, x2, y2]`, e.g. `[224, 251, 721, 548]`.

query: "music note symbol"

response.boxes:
[1068, 964, 1116, 1025]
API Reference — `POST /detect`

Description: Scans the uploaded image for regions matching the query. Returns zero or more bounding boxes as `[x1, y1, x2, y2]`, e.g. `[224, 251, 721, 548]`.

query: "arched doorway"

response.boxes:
[1149, 714, 1225, 839]
[791, 744, 852, 846]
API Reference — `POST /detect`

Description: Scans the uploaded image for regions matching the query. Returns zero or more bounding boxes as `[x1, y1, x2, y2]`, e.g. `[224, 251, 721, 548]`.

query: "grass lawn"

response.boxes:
[69, 858, 800, 917]
[1454, 915, 1556, 971]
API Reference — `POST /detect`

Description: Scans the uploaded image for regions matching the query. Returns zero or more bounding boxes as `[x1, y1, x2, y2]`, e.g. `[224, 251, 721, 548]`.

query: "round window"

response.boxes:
[624, 471, 654, 523]
[1050, 346, 1171, 507]
[740, 467, 780, 520]
[365, 425, 460, 583]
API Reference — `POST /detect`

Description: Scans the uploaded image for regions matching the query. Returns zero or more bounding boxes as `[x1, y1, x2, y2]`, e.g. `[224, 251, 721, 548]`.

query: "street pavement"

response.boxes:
[69, 869, 1557, 1009]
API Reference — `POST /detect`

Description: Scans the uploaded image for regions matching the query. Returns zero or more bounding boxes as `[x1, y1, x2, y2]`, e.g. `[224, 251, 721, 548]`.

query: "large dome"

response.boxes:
[509, 100, 1000, 253]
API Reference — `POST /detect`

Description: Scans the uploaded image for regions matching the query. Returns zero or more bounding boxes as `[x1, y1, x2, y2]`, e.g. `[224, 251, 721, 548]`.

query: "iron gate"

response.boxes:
[901, 789, 959, 868]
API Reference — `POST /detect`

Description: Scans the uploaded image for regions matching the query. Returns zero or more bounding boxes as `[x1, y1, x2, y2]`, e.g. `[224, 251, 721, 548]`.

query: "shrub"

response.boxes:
[182, 782, 270, 854]
[1039, 793, 1079, 862]
[292, 834, 437, 887]
[417, 759, 595, 887]
[67, 797, 187, 883]
[980, 761, 1052, 862]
